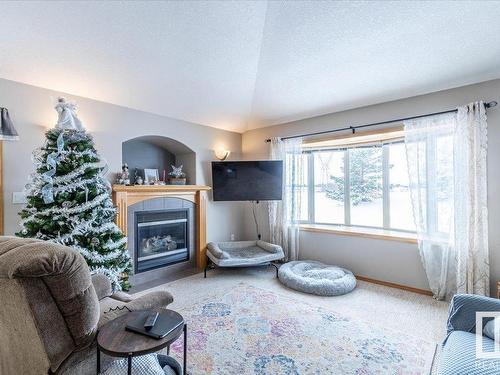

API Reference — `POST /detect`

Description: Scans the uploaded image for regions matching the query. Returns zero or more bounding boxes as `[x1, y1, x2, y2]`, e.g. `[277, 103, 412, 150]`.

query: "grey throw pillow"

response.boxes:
[483, 317, 500, 341]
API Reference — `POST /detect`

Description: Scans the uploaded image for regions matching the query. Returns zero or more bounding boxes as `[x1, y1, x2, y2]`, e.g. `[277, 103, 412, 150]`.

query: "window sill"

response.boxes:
[299, 224, 418, 244]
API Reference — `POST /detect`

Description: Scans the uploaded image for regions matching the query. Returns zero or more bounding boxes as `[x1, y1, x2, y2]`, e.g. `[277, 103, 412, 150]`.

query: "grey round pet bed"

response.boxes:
[278, 261, 356, 296]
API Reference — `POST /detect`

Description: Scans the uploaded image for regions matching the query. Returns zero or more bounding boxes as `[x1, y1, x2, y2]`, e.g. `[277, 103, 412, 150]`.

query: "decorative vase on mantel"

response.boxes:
[168, 165, 187, 185]
[169, 177, 187, 185]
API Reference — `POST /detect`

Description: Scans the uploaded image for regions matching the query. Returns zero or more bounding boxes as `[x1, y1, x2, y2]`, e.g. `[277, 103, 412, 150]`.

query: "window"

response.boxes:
[313, 150, 344, 224]
[349, 146, 384, 228]
[285, 152, 309, 221]
[389, 142, 414, 231]
[299, 129, 416, 233]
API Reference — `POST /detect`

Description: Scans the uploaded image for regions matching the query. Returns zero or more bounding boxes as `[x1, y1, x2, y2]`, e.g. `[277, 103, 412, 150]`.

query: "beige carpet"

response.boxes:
[134, 267, 449, 344]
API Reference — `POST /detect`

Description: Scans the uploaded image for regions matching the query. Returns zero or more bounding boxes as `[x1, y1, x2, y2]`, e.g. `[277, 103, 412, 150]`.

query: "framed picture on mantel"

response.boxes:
[144, 169, 159, 184]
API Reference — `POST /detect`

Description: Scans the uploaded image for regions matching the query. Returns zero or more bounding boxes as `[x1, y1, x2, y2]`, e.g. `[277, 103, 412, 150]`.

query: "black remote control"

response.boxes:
[143, 312, 159, 331]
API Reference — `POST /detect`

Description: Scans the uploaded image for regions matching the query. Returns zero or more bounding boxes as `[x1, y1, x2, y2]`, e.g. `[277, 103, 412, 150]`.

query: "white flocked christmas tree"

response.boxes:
[17, 98, 131, 290]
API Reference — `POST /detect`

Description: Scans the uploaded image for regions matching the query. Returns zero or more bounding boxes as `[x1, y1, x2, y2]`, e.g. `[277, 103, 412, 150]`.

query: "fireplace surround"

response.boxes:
[112, 185, 210, 284]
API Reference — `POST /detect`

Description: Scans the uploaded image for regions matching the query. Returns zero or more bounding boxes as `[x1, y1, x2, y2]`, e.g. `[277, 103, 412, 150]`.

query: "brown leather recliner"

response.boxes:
[0, 236, 173, 375]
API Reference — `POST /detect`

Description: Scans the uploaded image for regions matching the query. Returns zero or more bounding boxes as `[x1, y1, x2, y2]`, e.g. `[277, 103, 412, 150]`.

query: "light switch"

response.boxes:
[12, 192, 27, 204]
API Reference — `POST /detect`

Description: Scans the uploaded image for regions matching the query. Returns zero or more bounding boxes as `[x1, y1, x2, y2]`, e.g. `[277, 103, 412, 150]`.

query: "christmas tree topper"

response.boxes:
[55, 97, 84, 131]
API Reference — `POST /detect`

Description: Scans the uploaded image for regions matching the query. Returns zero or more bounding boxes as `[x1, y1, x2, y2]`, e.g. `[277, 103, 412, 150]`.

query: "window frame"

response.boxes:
[298, 139, 417, 235]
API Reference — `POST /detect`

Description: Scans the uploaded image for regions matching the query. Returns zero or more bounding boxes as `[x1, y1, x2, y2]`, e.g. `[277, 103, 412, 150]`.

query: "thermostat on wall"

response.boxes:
[12, 192, 27, 204]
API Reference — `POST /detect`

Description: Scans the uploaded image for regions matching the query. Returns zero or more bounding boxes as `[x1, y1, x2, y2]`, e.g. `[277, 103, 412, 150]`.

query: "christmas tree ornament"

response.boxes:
[17, 98, 132, 291]
[169, 164, 185, 178]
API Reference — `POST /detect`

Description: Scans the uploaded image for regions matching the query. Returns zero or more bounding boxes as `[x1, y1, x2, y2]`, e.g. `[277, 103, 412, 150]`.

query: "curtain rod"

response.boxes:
[265, 100, 498, 142]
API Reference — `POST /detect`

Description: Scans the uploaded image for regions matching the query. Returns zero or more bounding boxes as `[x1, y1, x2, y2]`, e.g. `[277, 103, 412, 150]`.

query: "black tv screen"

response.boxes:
[212, 161, 283, 201]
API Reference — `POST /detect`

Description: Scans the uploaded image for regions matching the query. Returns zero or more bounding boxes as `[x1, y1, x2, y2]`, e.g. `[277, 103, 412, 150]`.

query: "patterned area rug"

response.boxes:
[168, 283, 435, 374]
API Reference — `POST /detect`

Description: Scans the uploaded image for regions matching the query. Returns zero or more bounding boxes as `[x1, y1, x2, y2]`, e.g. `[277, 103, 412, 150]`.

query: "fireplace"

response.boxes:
[113, 185, 209, 286]
[135, 209, 189, 273]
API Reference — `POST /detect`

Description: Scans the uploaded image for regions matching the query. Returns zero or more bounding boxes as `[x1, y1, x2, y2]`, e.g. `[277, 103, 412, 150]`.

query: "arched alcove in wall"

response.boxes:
[122, 135, 196, 184]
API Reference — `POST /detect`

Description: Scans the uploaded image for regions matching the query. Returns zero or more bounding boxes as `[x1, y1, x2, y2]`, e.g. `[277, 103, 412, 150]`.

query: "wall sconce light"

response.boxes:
[215, 148, 230, 161]
[0, 107, 19, 141]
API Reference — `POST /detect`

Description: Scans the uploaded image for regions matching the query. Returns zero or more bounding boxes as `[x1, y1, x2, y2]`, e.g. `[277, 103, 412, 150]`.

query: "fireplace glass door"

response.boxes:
[135, 209, 189, 273]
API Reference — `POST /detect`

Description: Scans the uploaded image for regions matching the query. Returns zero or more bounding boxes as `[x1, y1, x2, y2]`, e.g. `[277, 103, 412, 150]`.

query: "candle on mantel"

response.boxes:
[163, 170, 166, 182]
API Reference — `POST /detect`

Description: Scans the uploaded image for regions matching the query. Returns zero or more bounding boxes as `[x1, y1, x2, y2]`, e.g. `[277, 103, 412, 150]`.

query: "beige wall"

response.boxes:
[0, 78, 246, 243]
[242, 79, 500, 294]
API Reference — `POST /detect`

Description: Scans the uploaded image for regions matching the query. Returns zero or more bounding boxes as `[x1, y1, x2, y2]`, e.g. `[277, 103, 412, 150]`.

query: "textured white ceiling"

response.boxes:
[1, 1, 500, 133]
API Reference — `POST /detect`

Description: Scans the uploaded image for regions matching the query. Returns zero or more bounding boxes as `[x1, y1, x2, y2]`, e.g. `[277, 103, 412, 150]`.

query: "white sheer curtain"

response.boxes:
[268, 137, 304, 261]
[454, 102, 489, 296]
[404, 101, 489, 300]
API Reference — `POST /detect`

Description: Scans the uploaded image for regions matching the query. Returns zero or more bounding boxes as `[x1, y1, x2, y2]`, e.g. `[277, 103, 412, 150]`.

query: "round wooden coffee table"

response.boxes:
[97, 309, 187, 375]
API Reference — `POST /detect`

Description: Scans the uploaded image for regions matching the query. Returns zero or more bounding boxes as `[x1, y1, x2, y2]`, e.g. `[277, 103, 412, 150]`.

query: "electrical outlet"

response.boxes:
[13, 192, 27, 204]
[230, 233, 235, 241]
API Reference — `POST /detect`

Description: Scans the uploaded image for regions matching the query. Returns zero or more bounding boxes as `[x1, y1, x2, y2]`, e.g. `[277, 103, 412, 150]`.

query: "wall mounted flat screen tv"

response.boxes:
[211, 161, 283, 201]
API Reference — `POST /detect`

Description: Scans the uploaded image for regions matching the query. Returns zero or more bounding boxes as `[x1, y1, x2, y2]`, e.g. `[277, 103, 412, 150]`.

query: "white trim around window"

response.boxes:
[299, 223, 417, 244]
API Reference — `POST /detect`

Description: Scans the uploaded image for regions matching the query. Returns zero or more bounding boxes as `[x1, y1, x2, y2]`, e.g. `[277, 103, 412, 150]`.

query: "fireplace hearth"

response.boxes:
[135, 209, 189, 273]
